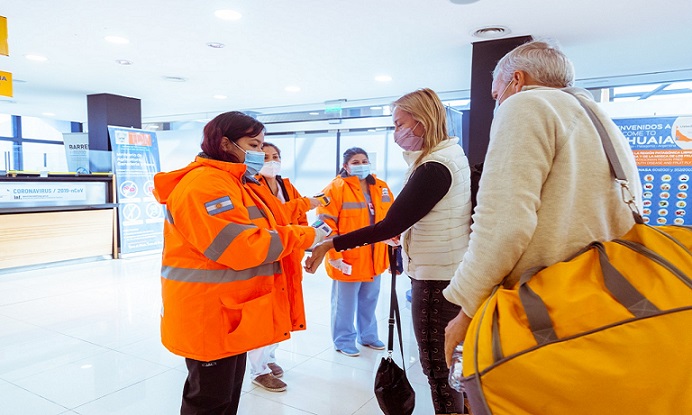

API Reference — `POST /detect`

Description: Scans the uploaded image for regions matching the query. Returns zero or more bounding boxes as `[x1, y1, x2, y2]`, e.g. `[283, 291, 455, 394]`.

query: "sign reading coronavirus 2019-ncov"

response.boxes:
[108, 126, 164, 256]
[614, 117, 692, 226]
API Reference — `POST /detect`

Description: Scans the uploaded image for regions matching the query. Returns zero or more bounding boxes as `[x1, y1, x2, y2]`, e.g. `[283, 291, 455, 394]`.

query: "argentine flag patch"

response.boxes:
[205, 196, 234, 216]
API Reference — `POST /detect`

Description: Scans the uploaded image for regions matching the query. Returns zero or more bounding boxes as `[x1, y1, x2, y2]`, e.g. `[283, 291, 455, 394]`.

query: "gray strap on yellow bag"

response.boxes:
[517, 89, 659, 346]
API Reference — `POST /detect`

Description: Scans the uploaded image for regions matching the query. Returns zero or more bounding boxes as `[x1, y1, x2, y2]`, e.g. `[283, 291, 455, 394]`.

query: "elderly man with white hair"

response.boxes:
[443, 39, 642, 363]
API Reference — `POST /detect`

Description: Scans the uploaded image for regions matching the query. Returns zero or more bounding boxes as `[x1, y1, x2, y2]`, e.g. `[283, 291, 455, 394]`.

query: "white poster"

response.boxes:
[62, 133, 90, 174]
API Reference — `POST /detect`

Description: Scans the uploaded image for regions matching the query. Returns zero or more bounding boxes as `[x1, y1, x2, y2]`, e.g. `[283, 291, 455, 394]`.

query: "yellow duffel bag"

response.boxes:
[462, 223, 692, 414]
[462, 91, 692, 415]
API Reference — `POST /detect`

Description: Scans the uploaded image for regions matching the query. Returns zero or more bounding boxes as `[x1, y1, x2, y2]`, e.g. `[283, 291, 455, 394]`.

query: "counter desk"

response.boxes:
[0, 174, 117, 270]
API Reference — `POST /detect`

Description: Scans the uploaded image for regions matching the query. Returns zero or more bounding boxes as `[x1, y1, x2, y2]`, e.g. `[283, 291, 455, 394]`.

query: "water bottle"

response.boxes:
[448, 342, 465, 392]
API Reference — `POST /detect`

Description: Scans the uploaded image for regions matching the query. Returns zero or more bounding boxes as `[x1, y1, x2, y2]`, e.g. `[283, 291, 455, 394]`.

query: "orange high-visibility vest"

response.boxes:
[317, 174, 394, 282]
[153, 156, 316, 362]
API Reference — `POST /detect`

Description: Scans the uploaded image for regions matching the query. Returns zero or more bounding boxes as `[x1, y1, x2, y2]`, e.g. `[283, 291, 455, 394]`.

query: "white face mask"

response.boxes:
[259, 160, 281, 177]
[493, 79, 515, 116]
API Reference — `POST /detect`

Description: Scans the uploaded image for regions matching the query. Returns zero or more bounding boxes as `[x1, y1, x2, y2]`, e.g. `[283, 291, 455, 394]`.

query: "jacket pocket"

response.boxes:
[221, 291, 274, 351]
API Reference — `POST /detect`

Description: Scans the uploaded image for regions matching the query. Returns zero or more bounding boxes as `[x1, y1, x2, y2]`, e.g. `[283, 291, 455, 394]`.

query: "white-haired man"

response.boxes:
[443, 40, 642, 363]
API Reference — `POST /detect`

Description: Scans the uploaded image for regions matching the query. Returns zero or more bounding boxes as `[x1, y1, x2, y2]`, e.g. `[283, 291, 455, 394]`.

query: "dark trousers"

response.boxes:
[181, 353, 247, 415]
[410, 278, 466, 414]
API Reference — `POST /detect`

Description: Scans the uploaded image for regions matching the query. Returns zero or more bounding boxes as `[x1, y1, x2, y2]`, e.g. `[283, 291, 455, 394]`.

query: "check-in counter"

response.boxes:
[0, 174, 117, 270]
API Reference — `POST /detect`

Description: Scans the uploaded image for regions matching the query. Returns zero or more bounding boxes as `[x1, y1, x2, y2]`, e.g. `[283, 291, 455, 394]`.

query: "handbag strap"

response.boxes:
[561, 88, 642, 223]
[386, 245, 406, 373]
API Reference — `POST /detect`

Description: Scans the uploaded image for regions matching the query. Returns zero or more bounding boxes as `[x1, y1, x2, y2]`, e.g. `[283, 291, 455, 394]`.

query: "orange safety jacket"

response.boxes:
[251, 175, 311, 331]
[255, 175, 310, 225]
[153, 156, 316, 362]
[317, 173, 394, 282]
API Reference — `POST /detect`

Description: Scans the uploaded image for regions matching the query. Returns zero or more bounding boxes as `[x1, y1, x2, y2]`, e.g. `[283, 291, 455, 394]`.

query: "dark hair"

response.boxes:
[262, 142, 281, 159]
[201, 111, 265, 162]
[338, 147, 369, 175]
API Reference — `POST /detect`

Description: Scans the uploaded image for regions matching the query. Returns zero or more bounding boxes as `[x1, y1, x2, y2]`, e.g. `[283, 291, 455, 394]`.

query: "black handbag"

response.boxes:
[374, 246, 415, 415]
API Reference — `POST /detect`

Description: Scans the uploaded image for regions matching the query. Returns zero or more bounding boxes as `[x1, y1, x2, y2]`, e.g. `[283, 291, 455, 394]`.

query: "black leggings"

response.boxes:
[410, 278, 466, 414]
[181, 353, 246, 415]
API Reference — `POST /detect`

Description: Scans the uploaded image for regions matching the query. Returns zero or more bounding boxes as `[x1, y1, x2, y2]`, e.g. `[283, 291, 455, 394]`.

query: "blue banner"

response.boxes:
[108, 126, 164, 255]
[614, 116, 692, 226]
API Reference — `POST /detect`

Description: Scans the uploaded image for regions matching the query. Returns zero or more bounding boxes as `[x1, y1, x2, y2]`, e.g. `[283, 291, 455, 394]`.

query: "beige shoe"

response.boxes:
[267, 362, 284, 378]
[252, 373, 287, 392]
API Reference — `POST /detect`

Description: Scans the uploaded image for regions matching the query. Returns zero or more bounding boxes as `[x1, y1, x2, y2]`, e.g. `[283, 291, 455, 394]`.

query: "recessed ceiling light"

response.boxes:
[115, 59, 133, 65]
[42, 112, 55, 117]
[370, 106, 383, 110]
[285, 86, 301, 93]
[214, 9, 242, 20]
[25, 54, 47, 62]
[309, 112, 320, 115]
[104, 35, 129, 44]
[207, 42, 225, 49]
[449, 0, 481, 4]
[375, 75, 392, 82]
[472, 26, 511, 39]
[213, 94, 227, 99]
[163, 76, 187, 82]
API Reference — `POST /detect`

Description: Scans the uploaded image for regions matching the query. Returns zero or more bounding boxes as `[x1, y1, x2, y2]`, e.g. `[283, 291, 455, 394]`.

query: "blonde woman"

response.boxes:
[306, 88, 472, 414]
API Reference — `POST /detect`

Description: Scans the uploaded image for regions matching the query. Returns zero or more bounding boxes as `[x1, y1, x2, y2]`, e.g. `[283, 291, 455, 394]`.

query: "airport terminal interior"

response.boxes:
[2, 1, 692, 414]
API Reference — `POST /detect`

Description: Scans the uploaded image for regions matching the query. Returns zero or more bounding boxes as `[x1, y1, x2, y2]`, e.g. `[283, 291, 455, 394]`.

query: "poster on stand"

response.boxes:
[108, 126, 164, 256]
[614, 116, 692, 226]
[62, 133, 90, 174]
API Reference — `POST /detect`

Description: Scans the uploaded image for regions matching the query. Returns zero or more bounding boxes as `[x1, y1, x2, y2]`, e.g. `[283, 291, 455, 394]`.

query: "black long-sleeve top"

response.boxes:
[332, 162, 452, 252]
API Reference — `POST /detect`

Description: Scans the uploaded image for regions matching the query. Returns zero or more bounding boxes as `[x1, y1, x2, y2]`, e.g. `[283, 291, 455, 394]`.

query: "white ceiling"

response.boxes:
[2, 0, 692, 124]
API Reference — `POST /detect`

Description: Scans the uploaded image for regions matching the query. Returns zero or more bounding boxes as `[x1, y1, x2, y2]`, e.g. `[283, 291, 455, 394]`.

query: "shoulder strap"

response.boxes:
[386, 246, 406, 371]
[561, 88, 642, 223]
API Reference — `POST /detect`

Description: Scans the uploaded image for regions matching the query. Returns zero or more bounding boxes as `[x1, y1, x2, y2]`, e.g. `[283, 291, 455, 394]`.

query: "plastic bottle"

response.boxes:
[448, 342, 465, 392]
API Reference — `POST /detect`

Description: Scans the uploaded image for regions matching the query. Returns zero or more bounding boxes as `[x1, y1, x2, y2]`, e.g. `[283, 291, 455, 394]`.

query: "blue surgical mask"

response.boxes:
[348, 163, 371, 180]
[233, 141, 265, 174]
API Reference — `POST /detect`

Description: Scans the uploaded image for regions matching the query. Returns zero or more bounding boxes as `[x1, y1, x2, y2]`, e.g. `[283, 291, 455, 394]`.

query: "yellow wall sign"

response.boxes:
[0, 16, 8, 56]
[0, 71, 12, 97]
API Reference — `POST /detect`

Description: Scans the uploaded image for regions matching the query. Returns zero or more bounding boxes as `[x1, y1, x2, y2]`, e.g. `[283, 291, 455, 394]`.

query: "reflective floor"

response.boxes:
[0, 255, 435, 414]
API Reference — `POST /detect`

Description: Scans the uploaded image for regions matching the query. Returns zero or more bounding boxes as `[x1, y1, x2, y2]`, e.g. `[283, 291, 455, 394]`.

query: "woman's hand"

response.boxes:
[304, 239, 334, 273]
[307, 197, 321, 210]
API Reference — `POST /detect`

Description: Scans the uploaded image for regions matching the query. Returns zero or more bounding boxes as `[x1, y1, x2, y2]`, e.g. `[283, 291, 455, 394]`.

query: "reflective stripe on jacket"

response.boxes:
[153, 155, 316, 361]
[317, 174, 393, 282]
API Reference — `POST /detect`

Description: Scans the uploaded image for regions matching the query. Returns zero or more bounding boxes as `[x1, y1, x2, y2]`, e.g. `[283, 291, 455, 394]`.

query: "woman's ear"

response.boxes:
[220, 136, 232, 152]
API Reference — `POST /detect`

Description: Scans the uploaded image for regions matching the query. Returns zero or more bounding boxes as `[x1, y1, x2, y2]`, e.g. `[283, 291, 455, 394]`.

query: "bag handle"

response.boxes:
[386, 246, 406, 373]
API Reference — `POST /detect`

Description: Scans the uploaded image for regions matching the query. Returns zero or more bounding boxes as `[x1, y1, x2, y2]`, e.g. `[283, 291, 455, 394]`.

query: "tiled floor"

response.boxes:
[0, 255, 436, 414]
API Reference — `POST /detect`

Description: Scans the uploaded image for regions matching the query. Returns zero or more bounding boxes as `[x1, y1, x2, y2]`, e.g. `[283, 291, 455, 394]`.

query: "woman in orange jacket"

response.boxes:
[153, 111, 327, 415]
[246, 142, 321, 392]
[317, 147, 394, 356]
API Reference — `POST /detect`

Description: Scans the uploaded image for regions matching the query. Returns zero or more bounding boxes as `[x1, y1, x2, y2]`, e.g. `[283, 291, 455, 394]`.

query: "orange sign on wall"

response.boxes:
[0, 70, 12, 97]
[0, 16, 8, 56]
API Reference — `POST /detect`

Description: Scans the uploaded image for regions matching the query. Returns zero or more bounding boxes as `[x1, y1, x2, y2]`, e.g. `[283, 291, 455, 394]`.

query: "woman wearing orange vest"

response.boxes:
[246, 142, 321, 392]
[153, 111, 327, 415]
[317, 147, 394, 356]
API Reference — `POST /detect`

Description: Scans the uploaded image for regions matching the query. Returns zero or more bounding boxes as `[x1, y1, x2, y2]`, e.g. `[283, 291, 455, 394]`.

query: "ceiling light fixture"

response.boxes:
[472, 26, 511, 39]
[285, 86, 301, 93]
[449, 0, 481, 4]
[115, 59, 133, 65]
[214, 9, 242, 20]
[375, 75, 392, 82]
[163, 76, 187, 82]
[25, 54, 47, 62]
[104, 35, 129, 44]
[370, 106, 383, 110]
[207, 42, 225, 49]
[42, 112, 55, 117]
[309, 112, 320, 115]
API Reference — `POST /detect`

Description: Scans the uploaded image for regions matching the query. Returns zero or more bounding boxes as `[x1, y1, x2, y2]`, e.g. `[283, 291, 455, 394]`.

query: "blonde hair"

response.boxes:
[391, 88, 449, 167]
